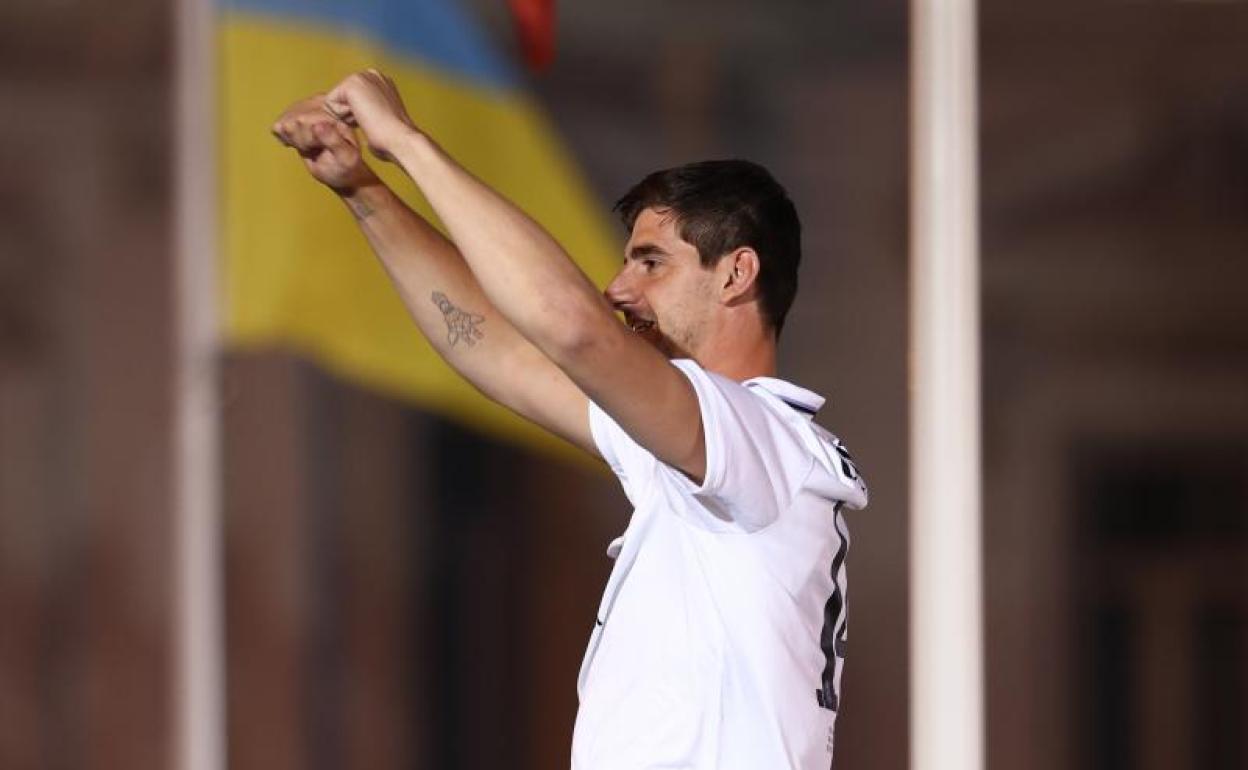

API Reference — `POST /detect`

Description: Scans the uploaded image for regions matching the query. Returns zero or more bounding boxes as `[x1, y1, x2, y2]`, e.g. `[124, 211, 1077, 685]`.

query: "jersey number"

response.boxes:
[816, 501, 849, 712]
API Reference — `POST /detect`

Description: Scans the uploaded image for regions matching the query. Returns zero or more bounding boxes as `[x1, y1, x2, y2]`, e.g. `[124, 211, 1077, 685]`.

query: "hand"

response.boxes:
[271, 94, 380, 194]
[324, 69, 419, 162]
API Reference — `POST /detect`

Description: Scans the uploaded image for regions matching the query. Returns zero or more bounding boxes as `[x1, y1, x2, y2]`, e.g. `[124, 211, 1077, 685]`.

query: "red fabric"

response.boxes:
[506, 0, 555, 72]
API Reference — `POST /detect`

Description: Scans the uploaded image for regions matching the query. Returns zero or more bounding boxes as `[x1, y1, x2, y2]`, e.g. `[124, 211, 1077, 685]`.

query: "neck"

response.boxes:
[693, 319, 777, 382]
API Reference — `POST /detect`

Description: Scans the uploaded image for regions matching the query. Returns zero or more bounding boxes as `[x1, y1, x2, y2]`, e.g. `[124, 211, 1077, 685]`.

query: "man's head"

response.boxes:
[606, 159, 801, 359]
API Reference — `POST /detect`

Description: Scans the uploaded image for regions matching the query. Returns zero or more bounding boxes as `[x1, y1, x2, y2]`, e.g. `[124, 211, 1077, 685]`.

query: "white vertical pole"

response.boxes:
[909, 0, 984, 768]
[174, 0, 223, 765]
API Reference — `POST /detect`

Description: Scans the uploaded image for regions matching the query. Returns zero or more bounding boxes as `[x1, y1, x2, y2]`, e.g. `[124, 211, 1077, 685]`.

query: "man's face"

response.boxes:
[605, 207, 718, 359]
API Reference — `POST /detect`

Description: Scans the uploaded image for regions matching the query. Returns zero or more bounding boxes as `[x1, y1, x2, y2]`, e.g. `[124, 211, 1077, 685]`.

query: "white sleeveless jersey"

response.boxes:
[572, 359, 869, 770]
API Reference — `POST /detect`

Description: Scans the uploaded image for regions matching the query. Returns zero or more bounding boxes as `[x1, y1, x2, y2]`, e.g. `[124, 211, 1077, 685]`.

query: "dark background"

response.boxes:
[1, 0, 1246, 768]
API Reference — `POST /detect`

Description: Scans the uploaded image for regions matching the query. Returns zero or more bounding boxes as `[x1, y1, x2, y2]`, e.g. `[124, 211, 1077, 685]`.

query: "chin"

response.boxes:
[656, 334, 692, 360]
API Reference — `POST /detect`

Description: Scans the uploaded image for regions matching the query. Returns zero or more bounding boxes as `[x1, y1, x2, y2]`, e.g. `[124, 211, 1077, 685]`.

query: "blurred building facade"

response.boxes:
[979, 8, 1248, 769]
[1, 1, 1246, 770]
[1, 0, 177, 766]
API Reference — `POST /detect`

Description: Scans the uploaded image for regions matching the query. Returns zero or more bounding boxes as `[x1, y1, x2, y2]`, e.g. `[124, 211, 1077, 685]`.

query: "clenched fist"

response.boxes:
[323, 68, 419, 162]
[271, 94, 379, 194]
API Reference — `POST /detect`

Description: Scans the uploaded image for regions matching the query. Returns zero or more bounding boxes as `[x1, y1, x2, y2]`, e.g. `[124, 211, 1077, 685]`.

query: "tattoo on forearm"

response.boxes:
[346, 196, 376, 221]
[431, 291, 485, 347]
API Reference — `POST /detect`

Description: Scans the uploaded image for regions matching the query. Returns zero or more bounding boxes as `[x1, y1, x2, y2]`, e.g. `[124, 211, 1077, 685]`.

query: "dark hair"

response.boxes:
[613, 159, 801, 336]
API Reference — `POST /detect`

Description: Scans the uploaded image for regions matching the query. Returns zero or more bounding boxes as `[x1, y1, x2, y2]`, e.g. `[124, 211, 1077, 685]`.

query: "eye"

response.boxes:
[641, 259, 658, 272]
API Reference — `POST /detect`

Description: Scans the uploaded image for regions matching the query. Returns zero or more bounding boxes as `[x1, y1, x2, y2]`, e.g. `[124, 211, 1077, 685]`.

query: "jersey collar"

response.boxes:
[744, 376, 826, 417]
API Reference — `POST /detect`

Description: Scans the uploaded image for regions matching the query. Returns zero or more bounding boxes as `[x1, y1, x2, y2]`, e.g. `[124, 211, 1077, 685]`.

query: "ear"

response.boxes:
[718, 247, 761, 303]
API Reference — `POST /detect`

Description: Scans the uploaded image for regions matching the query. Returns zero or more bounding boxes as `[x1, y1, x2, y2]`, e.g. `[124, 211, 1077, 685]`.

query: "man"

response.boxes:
[272, 69, 868, 770]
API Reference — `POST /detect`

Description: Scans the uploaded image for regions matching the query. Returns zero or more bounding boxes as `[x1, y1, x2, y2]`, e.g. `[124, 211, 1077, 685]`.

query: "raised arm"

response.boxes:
[271, 96, 596, 455]
[324, 71, 708, 482]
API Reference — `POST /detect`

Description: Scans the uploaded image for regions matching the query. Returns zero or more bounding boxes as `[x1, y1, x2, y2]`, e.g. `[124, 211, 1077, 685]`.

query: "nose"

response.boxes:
[604, 267, 636, 310]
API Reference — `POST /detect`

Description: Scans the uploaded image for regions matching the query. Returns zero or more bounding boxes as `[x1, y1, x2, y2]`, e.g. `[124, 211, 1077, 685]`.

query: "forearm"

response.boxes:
[341, 181, 543, 403]
[389, 130, 614, 360]
[270, 83, 593, 439]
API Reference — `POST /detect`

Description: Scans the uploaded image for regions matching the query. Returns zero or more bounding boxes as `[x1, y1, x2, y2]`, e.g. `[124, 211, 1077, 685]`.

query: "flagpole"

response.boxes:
[909, 0, 984, 768]
[173, 0, 224, 764]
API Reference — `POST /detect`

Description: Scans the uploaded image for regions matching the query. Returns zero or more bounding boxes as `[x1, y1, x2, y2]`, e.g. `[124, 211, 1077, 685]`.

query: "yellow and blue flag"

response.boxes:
[220, 0, 618, 459]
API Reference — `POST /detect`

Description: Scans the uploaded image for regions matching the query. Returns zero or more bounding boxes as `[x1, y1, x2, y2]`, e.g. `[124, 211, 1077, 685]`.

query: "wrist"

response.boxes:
[339, 179, 394, 221]
[392, 126, 440, 174]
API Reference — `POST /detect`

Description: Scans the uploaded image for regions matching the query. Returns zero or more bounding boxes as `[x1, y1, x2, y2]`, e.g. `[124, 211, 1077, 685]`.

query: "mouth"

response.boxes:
[625, 316, 656, 334]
